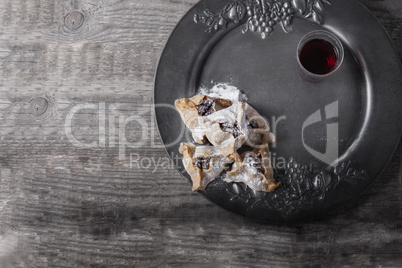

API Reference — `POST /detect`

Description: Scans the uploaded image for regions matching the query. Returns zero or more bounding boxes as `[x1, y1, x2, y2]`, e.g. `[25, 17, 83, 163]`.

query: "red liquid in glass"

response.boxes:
[299, 39, 338, 75]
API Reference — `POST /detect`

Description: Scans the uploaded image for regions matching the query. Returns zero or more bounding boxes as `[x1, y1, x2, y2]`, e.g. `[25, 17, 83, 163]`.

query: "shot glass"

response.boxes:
[297, 30, 344, 82]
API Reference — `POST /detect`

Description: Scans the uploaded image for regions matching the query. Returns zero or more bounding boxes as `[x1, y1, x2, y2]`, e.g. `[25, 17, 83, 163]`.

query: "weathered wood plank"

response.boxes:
[0, 0, 401, 267]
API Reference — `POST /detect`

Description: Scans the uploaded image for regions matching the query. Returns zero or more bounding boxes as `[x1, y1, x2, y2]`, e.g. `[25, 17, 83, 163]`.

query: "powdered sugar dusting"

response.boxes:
[244, 156, 263, 174]
[198, 84, 247, 103]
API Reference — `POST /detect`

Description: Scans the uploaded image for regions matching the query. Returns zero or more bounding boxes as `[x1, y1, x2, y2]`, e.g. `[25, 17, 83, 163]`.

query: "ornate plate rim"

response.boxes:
[154, 0, 402, 223]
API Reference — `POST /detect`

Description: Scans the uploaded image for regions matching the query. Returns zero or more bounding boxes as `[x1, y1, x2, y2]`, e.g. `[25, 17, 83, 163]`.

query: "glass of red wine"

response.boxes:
[297, 30, 344, 82]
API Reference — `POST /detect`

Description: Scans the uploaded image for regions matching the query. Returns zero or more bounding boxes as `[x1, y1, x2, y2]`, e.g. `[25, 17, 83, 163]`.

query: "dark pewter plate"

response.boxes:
[154, 0, 402, 223]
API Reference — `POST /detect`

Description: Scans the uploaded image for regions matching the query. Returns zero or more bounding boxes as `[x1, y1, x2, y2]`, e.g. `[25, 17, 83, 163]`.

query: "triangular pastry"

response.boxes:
[179, 142, 237, 191]
[225, 143, 280, 192]
[175, 95, 275, 155]
[179, 142, 279, 192]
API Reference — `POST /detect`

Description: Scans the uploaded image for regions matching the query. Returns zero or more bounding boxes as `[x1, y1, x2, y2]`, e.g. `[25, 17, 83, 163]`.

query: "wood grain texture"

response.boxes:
[0, 0, 401, 267]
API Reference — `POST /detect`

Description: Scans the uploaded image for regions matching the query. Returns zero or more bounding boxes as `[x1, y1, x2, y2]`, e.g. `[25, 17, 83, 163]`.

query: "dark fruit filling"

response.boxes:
[224, 162, 234, 172]
[245, 156, 264, 174]
[248, 120, 259, 129]
[220, 123, 241, 138]
[194, 157, 211, 170]
[196, 98, 214, 116]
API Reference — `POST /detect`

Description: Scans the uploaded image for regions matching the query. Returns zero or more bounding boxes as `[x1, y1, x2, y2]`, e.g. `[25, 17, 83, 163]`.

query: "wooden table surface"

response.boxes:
[0, 0, 401, 267]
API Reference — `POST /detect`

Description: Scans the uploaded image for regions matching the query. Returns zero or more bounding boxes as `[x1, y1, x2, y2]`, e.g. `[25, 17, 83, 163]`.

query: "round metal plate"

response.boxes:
[154, 0, 402, 223]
